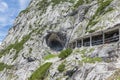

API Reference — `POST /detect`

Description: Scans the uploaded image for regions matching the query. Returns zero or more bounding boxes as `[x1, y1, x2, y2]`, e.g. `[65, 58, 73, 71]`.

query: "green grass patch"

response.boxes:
[73, 0, 92, 9]
[13, 34, 31, 60]
[81, 57, 102, 63]
[0, 34, 31, 60]
[79, 48, 94, 58]
[74, 0, 84, 9]
[29, 62, 52, 80]
[44, 54, 57, 60]
[58, 48, 73, 59]
[80, 49, 87, 54]
[36, 0, 50, 13]
[51, 0, 74, 6]
[102, 7, 114, 15]
[57, 63, 65, 72]
[0, 44, 14, 58]
[0, 62, 13, 71]
[80, 49, 87, 58]
[89, 48, 95, 53]
[86, 0, 113, 31]
[95, 0, 113, 16]
[19, 7, 30, 14]
[87, 29, 96, 33]
[29, 48, 32, 54]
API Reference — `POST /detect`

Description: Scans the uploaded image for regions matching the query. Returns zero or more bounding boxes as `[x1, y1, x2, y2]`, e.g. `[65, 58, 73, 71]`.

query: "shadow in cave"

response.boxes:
[45, 32, 67, 51]
[49, 40, 63, 51]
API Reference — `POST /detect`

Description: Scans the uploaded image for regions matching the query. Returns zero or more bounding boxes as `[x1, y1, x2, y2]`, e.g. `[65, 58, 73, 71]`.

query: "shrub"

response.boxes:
[58, 63, 65, 72]
[0, 62, 13, 71]
[58, 48, 73, 59]
[29, 62, 52, 80]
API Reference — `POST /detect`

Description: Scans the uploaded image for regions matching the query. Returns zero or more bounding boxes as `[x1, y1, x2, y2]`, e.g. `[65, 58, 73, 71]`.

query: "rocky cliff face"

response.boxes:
[0, 0, 120, 80]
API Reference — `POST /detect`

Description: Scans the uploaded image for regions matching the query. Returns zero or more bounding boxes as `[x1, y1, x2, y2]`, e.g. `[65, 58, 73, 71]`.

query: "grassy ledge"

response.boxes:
[0, 62, 13, 71]
[58, 48, 73, 60]
[44, 54, 57, 60]
[0, 34, 31, 60]
[51, 0, 74, 6]
[81, 57, 102, 63]
[74, 0, 84, 9]
[29, 62, 52, 80]
[86, 0, 113, 31]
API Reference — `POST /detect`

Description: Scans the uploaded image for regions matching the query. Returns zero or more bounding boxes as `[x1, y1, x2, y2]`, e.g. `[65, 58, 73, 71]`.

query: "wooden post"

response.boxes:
[81, 39, 83, 47]
[71, 43, 73, 49]
[76, 40, 77, 48]
[119, 28, 120, 42]
[90, 34, 92, 47]
[103, 32, 105, 44]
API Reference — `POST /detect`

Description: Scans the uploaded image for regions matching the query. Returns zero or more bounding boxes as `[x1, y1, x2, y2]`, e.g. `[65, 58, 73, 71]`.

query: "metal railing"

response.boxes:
[67, 32, 120, 49]
[92, 39, 103, 46]
[83, 42, 90, 46]
[77, 43, 82, 47]
[105, 35, 119, 43]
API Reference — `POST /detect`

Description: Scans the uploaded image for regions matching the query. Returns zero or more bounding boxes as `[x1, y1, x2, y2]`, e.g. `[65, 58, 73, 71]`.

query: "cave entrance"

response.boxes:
[45, 32, 66, 51]
[105, 29, 119, 44]
[49, 40, 63, 51]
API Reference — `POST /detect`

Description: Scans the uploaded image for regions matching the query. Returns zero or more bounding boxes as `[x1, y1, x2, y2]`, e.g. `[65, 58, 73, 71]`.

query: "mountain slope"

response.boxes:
[0, 0, 120, 80]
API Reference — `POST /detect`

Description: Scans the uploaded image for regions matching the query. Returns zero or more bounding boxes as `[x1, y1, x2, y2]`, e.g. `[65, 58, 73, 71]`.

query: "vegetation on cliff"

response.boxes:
[29, 62, 52, 80]
[58, 48, 73, 59]
[0, 62, 13, 71]
[86, 0, 113, 31]
[58, 63, 65, 72]
[0, 34, 31, 60]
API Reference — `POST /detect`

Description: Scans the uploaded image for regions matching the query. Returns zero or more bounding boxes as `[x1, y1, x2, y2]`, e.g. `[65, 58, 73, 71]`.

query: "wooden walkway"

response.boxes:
[67, 24, 120, 49]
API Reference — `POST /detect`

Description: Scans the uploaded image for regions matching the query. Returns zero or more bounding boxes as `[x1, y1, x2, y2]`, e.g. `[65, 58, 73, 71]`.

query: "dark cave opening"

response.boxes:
[49, 40, 63, 51]
[45, 32, 67, 51]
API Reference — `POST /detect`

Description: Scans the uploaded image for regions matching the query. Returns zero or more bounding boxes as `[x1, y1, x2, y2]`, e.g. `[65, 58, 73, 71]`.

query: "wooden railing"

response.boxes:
[92, 39, 103, 46]
[105, 35, 119, 43]
[67, 26, 120, 49]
